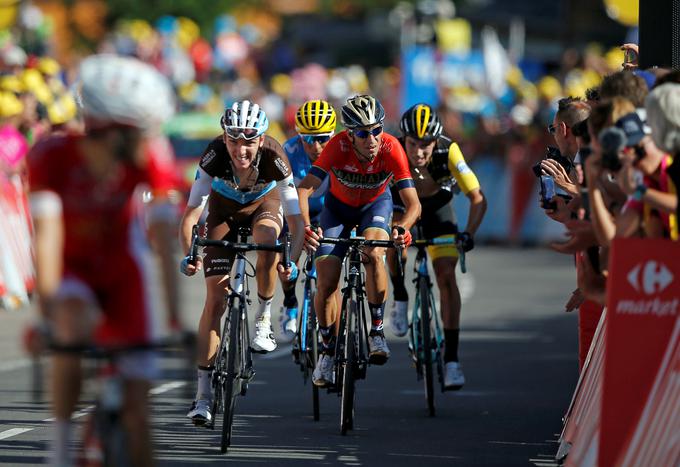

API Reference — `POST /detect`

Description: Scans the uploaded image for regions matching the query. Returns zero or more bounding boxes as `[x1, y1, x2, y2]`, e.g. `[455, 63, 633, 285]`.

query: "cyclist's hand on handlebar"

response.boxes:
[180, 255, 202, 276]
[392, 225, 412, 247]
[304, 225, 322, 252]
[458, 231, 474, 252]
[277, 261, 299, 283]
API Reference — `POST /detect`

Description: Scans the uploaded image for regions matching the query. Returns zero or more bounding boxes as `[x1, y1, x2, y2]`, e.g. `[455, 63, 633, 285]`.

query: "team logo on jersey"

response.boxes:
[343, 164, 359, 172]
[274, 157, 289, 176]
[331, 168, 391, 189]
[201, 148, 217, 165]
[456, 161, 472, 175]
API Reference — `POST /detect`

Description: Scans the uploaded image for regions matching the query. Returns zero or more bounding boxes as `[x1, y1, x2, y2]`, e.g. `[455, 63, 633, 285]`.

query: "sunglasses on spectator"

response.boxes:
[225, 127, 261, 141]
[548, 124, 556, 135]
[300, 133, 333, 145]
[352, 126, 383, 139]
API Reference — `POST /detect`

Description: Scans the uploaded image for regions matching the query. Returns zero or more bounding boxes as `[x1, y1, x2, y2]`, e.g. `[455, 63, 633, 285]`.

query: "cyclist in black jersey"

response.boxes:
[387, 103, 487, 389]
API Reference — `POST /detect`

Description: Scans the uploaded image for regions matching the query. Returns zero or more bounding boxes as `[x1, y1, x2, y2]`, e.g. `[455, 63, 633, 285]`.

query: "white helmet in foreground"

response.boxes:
[78, 54, 175, 131]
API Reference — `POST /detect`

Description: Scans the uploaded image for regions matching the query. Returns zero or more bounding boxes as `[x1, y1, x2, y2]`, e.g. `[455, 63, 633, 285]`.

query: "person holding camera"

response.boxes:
[542, 97, 591, 197]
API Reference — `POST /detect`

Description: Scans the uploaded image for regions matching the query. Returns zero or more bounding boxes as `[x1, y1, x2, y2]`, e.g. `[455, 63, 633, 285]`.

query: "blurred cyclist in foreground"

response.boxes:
[28, 54, 176, 467]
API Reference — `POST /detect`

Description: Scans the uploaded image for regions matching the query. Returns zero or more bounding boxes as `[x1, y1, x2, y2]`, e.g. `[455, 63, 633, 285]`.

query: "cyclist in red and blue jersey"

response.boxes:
[278, 100, 336, 341]
[298, 95, 421, 386]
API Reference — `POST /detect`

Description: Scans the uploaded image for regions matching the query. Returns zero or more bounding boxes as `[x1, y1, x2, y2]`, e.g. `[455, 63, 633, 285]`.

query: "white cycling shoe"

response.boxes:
[368, 332, 390, 365]
[251, 317, 277, 353]
[187, 398, 213, 426]
[312, 353, 335, 387]
[389, 300, 409, 337]
[278, 307, 298, 343]
[444, 361, 465, 390]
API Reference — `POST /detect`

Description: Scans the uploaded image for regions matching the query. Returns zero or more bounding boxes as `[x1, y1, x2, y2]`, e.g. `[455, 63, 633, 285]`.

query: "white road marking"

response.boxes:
[0, 427, 32, 440]
[1, 380, 186, 441]
[0, 358, 31, 373]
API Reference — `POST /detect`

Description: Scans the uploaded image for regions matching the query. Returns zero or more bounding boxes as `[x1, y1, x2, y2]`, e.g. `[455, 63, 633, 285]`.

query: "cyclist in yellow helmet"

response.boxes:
[387, 103, 487, 390]
[278, 99, 337, 341]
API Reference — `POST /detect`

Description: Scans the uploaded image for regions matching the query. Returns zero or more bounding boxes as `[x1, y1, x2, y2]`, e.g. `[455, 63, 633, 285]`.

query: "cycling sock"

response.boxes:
[444, 328, 460, 363]
[391, 272, 409, 302]
[196, 365, 213, 400]
[369, 302, 386, 333]
[283, 288, 298, 317]
[319, 324, 336, 354]
[256, 295, 274, 321]
[53, 419, 73, 465]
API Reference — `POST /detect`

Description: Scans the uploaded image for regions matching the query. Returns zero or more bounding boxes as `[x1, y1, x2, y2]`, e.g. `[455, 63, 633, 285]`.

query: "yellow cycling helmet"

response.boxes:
[295, 100, 336, 134]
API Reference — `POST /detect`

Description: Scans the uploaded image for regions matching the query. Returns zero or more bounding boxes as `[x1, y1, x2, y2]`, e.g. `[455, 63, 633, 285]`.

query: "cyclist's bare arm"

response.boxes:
[464, 188, 487, 236]
[397, 186, 421, 230]
[29, 190, 64, 316]
[179, 167, 211, 254]
[297, 173, 323, 228]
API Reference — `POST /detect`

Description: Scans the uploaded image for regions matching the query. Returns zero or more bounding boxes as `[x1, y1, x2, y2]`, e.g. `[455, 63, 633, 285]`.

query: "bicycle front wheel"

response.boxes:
[308, 299, 320, 421]
[340, 290, 357, 435]
[220, 302, 241, 453]
[419, 276, 435, 417]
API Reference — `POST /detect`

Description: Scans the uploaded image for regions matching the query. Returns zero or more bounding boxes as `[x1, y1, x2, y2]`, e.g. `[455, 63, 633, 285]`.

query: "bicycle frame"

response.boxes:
[189, 225, 289, 452]
[410, 246, 445, 375]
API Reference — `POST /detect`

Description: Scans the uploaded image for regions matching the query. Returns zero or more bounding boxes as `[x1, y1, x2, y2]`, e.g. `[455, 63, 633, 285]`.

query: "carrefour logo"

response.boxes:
[627, 261, 674, 295]
[617, 261, 678, 317]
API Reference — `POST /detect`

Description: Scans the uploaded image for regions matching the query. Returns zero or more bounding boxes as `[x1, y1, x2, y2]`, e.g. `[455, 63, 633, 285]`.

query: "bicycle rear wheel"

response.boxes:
[340, 290, 357, 435]
[220, 303, 241, 453]
[419, 276, 435, 417]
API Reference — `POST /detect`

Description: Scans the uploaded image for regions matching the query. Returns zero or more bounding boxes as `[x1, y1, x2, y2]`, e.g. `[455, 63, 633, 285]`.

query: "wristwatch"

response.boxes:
[633, 183, 648, 201]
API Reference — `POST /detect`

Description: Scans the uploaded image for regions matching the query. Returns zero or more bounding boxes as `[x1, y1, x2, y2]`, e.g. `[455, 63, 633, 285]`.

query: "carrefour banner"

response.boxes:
[600, 238, 680, 467]
[400, 45, 439, 112]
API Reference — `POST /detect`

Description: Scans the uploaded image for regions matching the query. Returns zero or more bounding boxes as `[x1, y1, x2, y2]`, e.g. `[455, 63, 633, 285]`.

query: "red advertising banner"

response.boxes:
[600, 238, 680, 467]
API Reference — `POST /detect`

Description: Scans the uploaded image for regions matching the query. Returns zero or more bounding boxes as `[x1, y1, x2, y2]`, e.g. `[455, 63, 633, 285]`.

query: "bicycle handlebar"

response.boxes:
[408, 235, 467, 274]
[188, 224, 289, 257]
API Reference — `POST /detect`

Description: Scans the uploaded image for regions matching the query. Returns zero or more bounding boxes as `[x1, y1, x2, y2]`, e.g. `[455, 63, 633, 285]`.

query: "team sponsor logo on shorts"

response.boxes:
[373, 215, 385, 223]
[331, 168, 391, 189]
[274, 158, 289, 176]
[456, 161, 472, 175]
[201, 148, 218, 165]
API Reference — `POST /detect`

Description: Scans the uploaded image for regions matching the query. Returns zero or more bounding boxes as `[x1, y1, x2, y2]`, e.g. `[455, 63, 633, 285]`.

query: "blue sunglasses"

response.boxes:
[300, 134, 332, 145]
[352, 126, 383, 139]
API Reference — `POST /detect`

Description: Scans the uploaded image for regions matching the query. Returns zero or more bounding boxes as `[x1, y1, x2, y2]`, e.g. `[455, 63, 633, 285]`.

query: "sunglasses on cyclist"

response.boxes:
[352, 126, 383, 139]
[300, 133, 333, 145]
[225, 127, 261, 141]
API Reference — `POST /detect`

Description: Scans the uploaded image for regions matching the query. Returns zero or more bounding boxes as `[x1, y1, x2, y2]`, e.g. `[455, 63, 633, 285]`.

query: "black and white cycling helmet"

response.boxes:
[400, 103, 443, 141]
[341, 94, 386, 129]
[77, 54, 175, 131]
[220, 100, 269, 140]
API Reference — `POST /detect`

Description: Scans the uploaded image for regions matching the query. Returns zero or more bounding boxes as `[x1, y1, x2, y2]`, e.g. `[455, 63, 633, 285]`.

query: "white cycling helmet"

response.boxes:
[77, 54, 175, 131]
[220, 100, 269, 140]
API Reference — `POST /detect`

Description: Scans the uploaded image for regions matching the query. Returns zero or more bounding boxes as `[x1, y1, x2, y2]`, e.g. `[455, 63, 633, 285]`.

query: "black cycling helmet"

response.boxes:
[400, 103, 443, 141]
[341, 95, 386, 129]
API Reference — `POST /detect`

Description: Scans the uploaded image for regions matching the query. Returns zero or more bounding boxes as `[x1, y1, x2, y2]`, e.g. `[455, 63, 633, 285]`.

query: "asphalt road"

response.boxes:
[0, 247, 578, 466]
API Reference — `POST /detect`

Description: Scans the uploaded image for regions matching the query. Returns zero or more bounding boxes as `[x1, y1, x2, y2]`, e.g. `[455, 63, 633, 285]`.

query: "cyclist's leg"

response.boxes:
[100, 259, 161, 466]
[192, 207, 234, 416]
[49, 278, 98, 465]
[358, 191, 393, 362]
[251, 196, 283, 352]
[122, 379, 153, 467]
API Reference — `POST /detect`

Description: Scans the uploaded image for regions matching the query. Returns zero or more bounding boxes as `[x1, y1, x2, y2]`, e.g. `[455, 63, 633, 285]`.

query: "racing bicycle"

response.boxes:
[318, 235, 403, 435]
[408, 233, 466, 417]
[188, 225, 291, 453]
